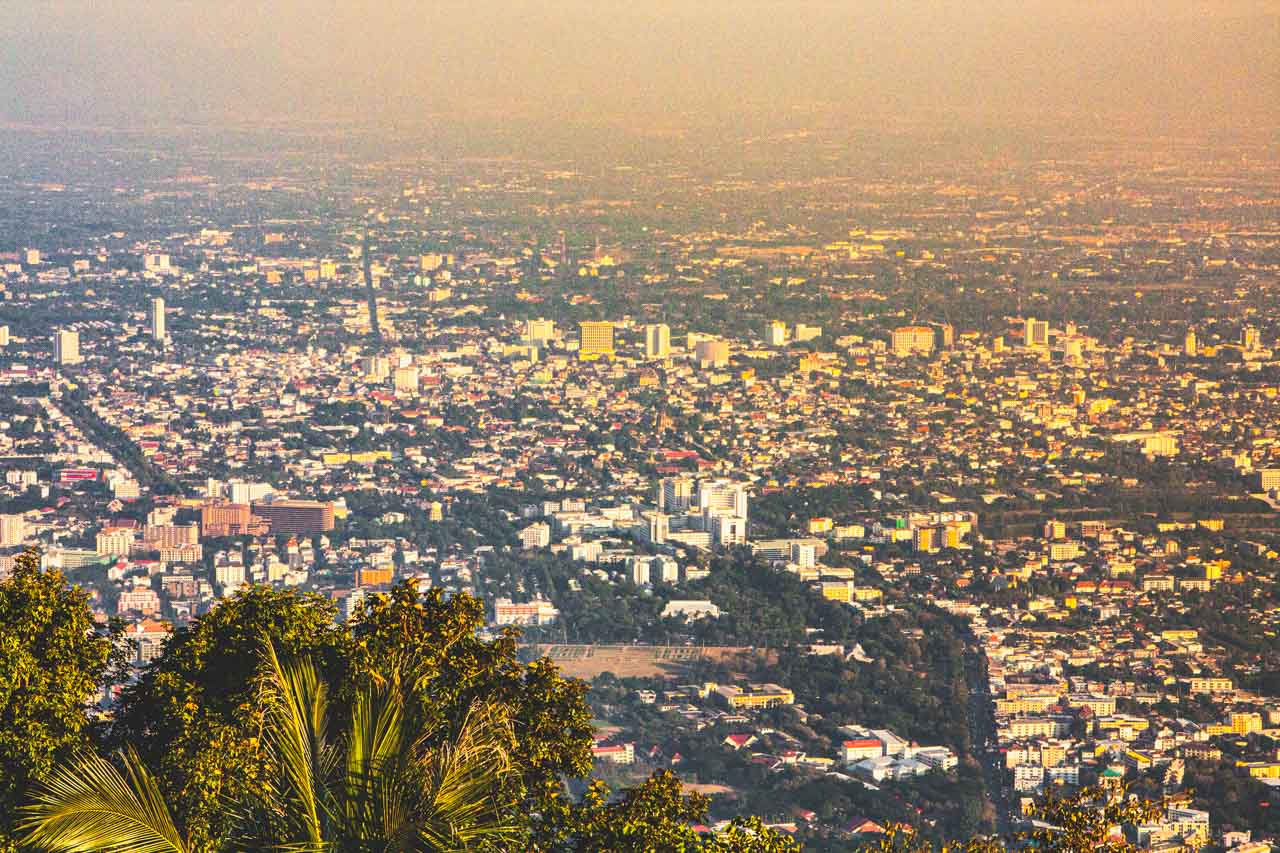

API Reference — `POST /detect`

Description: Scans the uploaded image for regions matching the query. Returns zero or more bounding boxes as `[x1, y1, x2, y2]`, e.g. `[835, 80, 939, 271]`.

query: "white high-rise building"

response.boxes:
[520, 522, 551, 550]
[54, 329, 81, 366]
[0, 514, 28, 547]
[696, 479, 749, 520]
[0, 325, 9, 347]
[644, 323, 670, 359]
[149, 297, 166, 342]
[628, 556, 652, 587]
[766, 321, 788, 346]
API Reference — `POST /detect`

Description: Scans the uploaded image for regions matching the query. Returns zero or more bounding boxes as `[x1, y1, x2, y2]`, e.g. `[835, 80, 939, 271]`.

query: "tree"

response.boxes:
[0, 550, 122, 850]
[540, 769, 801, 853]
[860, 786, 1165, 853]
[20, 642, 520, 852]
[348, 581, 595, 843]
[110, 586, 351, 849]
[111, 580, 593, 850]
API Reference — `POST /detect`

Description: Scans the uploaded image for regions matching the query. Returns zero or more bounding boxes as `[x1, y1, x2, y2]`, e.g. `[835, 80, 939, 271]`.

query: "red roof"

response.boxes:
[843, 738, 882, 749]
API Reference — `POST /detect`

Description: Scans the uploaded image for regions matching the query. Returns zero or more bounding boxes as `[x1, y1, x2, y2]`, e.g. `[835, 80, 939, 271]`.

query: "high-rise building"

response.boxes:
[1024, 318, 1050, 349]
[0, 514, 27, 547]
[694, 339, 729, 368]
[392, 366, 419, 394]
[24, 248, 40, 265]
[251, 500, 335, 536]
[362, 355, 390, 382]
[149, 297, 166, 342]
[525, 318, 556, 345]
[628, 556, 651, 587]
[520, 522, 551, 550]
[0, 325, 8, 347]
[1242, 326, 1260, 351]
[1184, 329, 1197, 357]
[696, 479, 749, 520]
[766, 321, 788, 347]
[932, 322, 955, 349]
[644, 323, 670, 359]
[54, 329, 81, 366]
[657, 477, 695, 513]
[640, 511, 669, 545]
[578, 321, 614, 359]
[891, 326, 935, 357]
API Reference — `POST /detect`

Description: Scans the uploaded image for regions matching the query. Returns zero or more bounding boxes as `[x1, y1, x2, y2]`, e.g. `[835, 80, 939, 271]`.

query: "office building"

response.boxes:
[766, 321, 788, 346]
[1242, 326, 1261, 351]
[0, 325, 8, 347]
[932, 322, 955, 349]
[657, 477, 695, 513]
[578, 321, 614, 359]
[54, 329, 81, 365]
[520, 522, 551, 550]
[644, 323, 670, 359]
[24, 248, 40, 265]
[95, 527, 136, 557]
[794, 323, 822, 342]
[525, 318, 556, 345]
[1024, 317, 1050, 349]
[362, 355, 390, 382]
[696, 479, 749, 519]
[392, 366, 419, 394]
[694, 339, 729, 368]
[494, 597, 560, 626]
[251, 500, 335, 536]
[1184, 329, 1197, 357]
[891, 326, 934, 357]
[0, 514, 27, 547]
[149, 297, 166, 342]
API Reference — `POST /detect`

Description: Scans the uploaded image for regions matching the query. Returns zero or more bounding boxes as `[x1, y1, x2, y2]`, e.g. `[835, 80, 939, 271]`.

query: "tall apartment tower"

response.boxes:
[1024, 318, 1050, 349]
[54, 329, 81, 366]
[149, 297, 166, 342]
[645, 323, 670, 359]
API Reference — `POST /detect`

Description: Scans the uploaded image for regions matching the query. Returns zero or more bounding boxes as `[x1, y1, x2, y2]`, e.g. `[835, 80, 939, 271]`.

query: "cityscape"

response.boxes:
[1, 3, 1279, 852]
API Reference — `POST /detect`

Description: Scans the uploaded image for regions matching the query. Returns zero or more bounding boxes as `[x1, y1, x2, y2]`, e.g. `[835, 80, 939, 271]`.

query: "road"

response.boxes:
[965, 646, 1010, 835]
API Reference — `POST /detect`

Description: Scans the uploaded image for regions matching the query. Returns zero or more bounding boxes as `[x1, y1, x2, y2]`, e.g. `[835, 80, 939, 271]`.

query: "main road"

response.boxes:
[965, 646, 1010, 836]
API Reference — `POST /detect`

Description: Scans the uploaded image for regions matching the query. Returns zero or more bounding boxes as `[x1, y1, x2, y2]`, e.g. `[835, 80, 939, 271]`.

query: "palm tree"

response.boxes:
[19, 643, 519, 852]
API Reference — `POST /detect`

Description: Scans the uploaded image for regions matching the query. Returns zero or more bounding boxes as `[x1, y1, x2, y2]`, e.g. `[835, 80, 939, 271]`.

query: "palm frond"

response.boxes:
[261, 639, 333, 849]
[18, 747, 189, 853]
[411, 702, 522, 850]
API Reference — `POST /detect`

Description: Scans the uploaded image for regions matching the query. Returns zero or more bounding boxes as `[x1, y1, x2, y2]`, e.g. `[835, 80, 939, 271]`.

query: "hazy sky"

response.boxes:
[2, 1, 1277, 130]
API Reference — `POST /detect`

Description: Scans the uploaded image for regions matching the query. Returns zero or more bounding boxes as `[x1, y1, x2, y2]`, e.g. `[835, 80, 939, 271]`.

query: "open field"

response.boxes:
[522, 643, 772, 680]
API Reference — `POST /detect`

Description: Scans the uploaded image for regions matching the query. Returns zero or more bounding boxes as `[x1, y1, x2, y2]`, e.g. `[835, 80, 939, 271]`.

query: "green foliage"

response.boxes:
[111, 585, 350, 849]
[348, 581, 595, 833]
[19, 747, 191, 853]
[860, 786, 1165, 853]
[22, 643, 521, 852]
[0, 550, 122, 848]
[540, 770, 801, 853]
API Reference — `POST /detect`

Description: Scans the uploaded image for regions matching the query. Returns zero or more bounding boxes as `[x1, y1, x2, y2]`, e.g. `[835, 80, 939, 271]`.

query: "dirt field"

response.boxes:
[522, 643, 772, 680]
